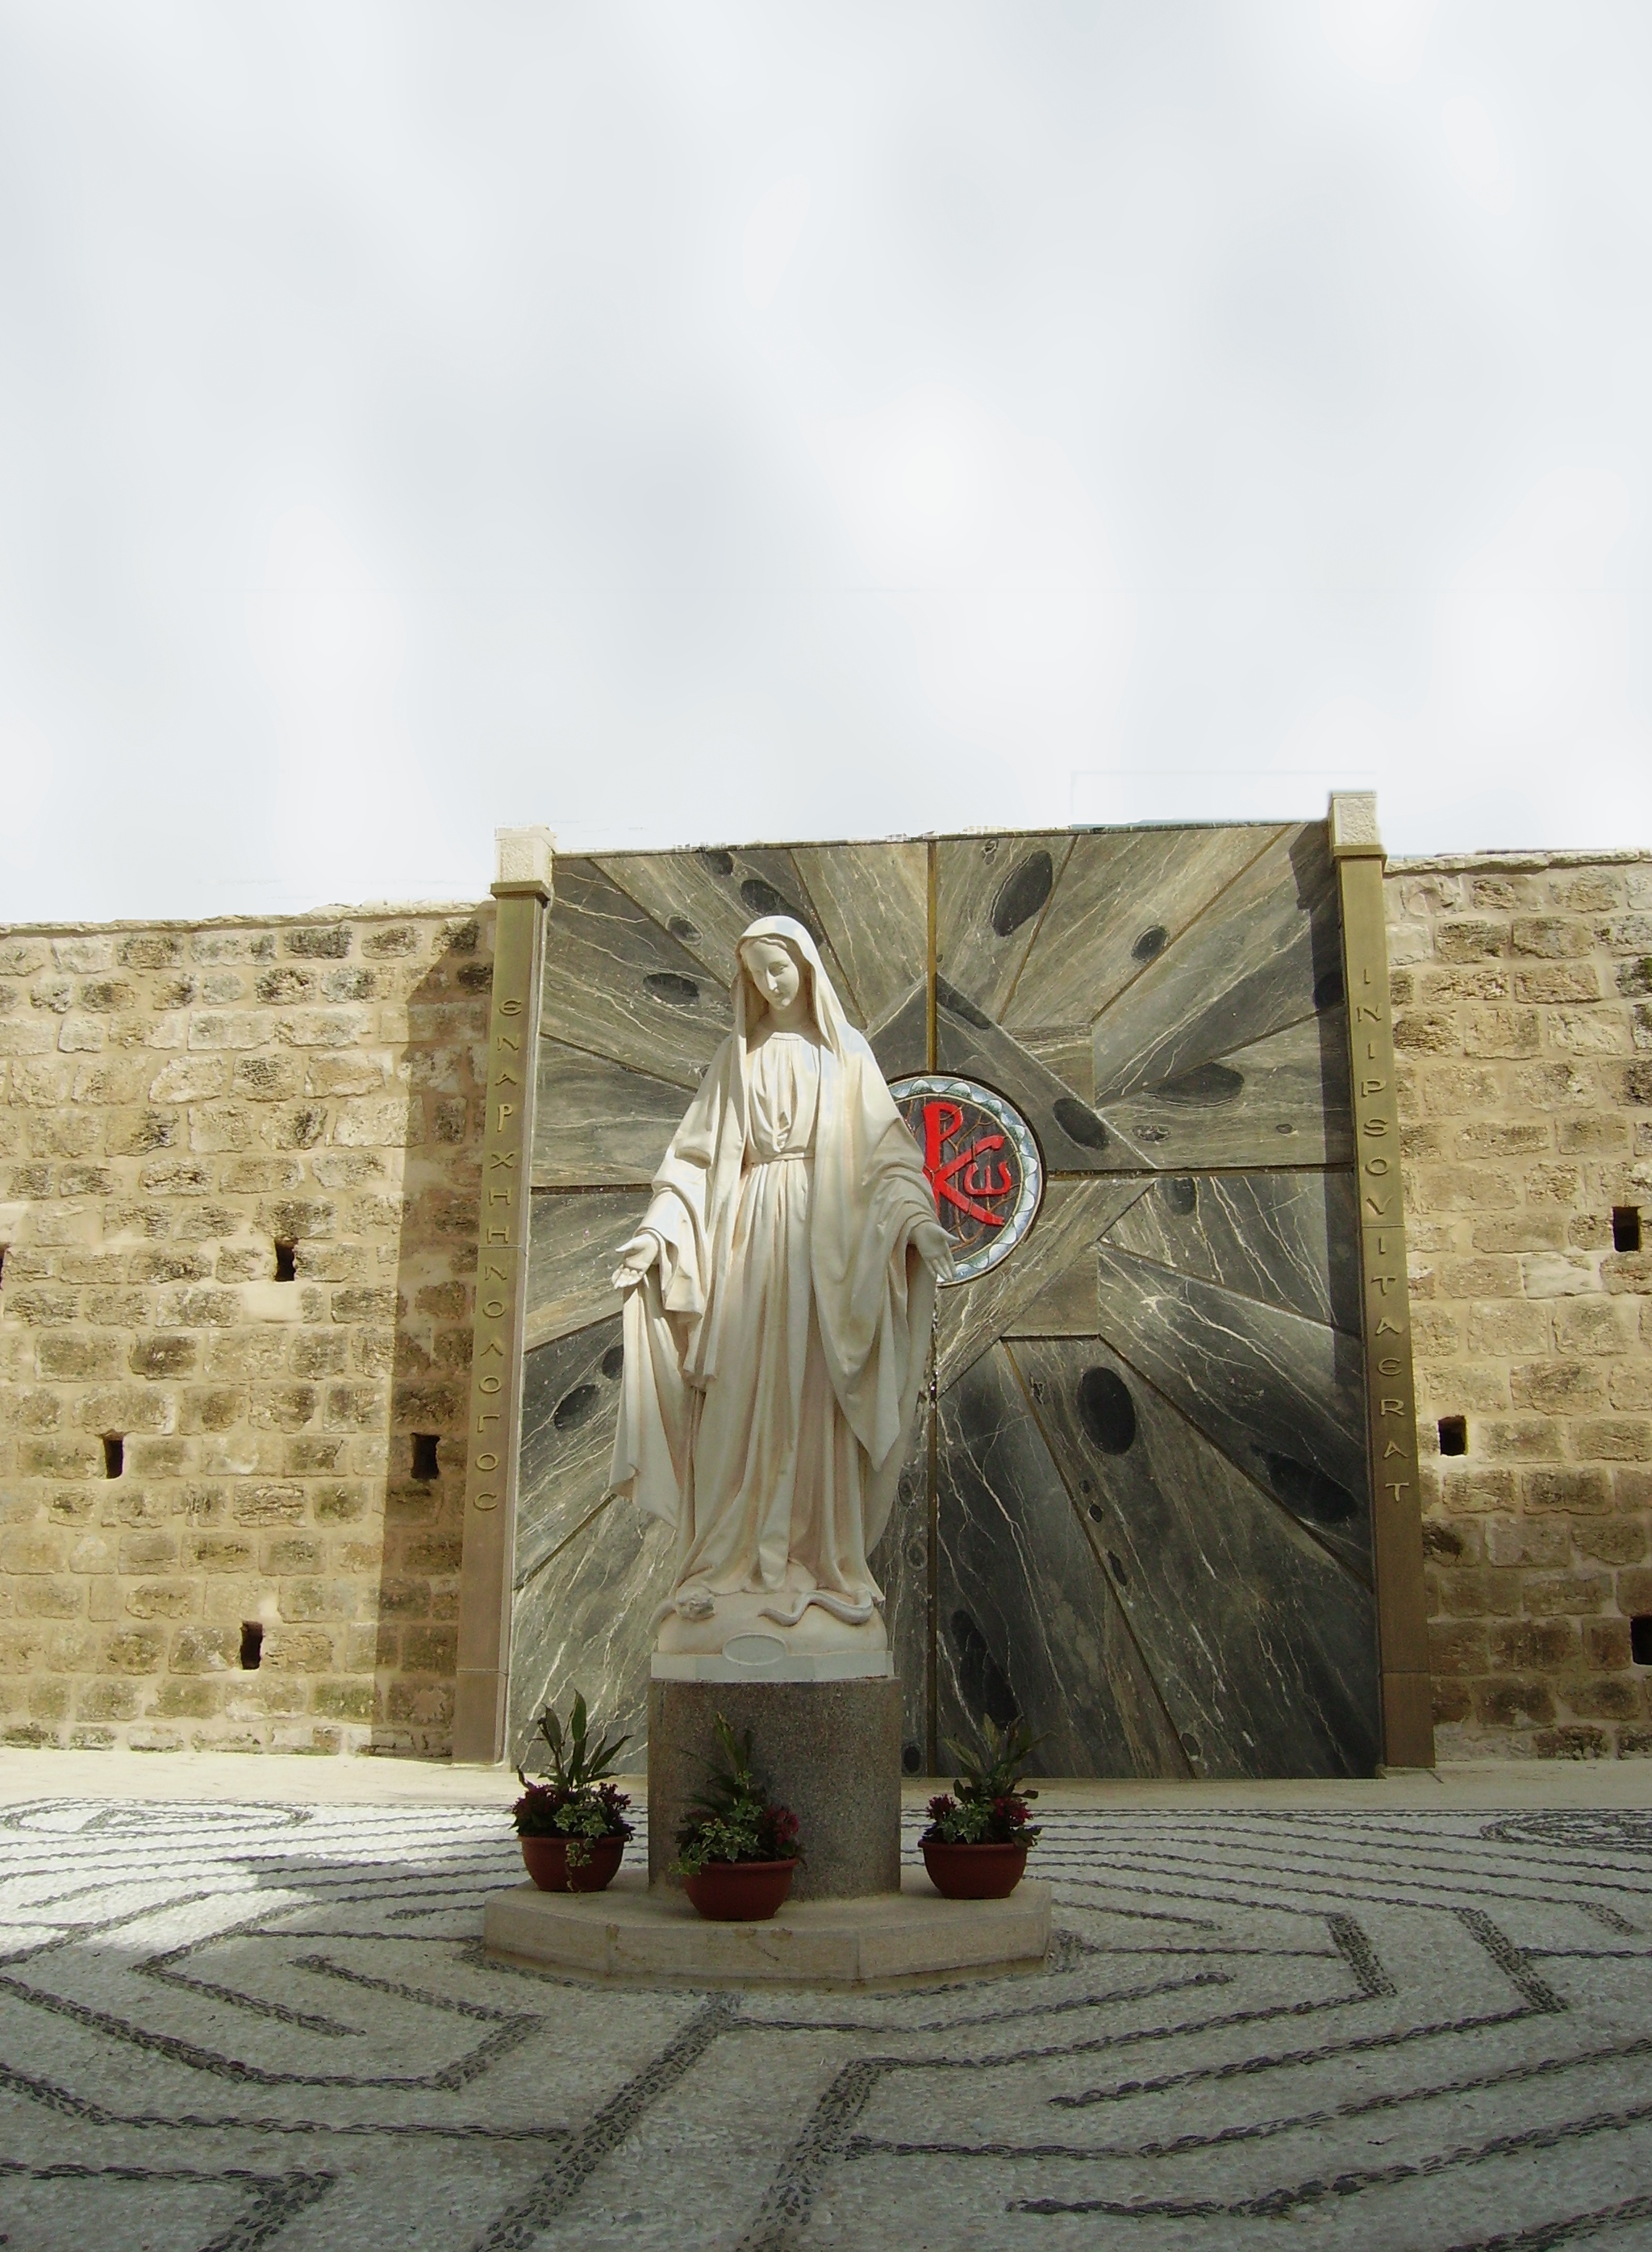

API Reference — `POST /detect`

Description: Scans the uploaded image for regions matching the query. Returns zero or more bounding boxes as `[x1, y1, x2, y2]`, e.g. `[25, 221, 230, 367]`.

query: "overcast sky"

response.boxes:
[3, 0, 1651, 921]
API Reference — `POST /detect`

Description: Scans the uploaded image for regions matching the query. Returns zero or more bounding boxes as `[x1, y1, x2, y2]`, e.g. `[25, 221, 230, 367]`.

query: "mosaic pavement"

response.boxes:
[3, 1796, 1652, 2250]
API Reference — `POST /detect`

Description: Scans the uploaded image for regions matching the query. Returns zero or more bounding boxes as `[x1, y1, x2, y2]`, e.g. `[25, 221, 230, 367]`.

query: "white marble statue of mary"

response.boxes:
[607, 915, 951, 1677]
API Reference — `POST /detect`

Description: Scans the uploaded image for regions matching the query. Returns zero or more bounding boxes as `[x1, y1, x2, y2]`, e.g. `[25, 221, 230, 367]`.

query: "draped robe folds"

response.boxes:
[607, 917, 946, 1624]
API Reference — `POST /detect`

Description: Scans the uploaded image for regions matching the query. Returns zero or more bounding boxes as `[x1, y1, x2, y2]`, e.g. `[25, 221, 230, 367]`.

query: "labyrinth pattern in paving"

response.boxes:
[3, 1797, 1652, 2249]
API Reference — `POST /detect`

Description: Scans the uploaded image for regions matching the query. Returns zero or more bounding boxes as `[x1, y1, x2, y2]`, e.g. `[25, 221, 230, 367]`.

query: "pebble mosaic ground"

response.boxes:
[3, 1795, 1652, 2250]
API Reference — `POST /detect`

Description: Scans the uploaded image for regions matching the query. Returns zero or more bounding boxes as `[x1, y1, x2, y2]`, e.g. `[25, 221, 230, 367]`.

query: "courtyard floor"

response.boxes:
[2, 1755, 1651, 2250]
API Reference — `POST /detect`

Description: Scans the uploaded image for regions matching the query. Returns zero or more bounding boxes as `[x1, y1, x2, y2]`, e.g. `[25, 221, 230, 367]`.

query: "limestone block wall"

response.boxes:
[0, 906, 492, 1754]
[1388, 851, 1652, 1759]
[4, 846, 1652, 1766]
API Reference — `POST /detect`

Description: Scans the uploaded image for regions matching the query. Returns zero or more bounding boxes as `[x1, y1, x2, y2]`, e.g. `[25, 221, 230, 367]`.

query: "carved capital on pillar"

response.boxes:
[1329, 791, 1383, 862]
[493, 825, 555, 900]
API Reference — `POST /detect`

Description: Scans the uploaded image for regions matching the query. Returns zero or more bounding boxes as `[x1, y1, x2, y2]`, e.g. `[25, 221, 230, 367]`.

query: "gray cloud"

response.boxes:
[2, 0, 1649, 917]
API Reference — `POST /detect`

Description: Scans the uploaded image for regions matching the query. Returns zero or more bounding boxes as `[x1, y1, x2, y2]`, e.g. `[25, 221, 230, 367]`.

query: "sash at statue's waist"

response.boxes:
[745, 1147, 813, 1167]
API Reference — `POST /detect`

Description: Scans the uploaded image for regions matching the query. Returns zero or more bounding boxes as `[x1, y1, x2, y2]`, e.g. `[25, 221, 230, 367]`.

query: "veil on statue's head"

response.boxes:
[732, 915, 855, 1057]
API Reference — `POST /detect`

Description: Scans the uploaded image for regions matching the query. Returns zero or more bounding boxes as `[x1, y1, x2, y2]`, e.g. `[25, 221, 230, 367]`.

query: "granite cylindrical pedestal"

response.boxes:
[648, 1677, 901, 1901]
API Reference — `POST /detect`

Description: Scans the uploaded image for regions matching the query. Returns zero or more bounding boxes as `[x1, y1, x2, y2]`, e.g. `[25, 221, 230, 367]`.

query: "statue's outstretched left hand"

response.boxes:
[611, 1234, 660, 1291]
[915, 1221, 953, 1270]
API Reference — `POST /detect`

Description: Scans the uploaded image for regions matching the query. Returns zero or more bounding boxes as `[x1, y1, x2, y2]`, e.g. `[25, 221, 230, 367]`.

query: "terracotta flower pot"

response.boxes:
[681, 1858, 799, 1922]
[921, 1840, 1028, 1899]
[519, 1833, 626, 1893]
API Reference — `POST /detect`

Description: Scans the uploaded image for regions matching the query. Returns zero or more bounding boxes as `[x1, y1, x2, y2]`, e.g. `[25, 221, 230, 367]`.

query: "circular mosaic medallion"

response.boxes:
[891, 1075, 1044, 1285]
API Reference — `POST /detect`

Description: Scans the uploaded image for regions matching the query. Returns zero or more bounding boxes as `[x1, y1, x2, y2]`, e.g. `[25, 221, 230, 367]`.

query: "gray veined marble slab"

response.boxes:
[934, 984, 1158, 1173]
[866, 1419, 930, 1778]
[1092, 1243, 1372, 1579]
[532, 1039, 689, 1186]
[1098, 1010, 1354, 1170]
[937, 1342, 1190, 1778]
[524, 1187, 649, 1351]
[539, 857, 732, 1084]
[937, 1177, 1150, 1391]
[1015, 1027, 1093, 1102]
[1002, 824, 1283, 1033]
[510, 1312, 675, 1762]
[790, 840, 928, 1032]
[866, 979, 931, 1080]
[1091, 824, 1343, 1106]
[507, 1497, 675, 1770]
[1103, 1167, 1362, 1333]
[936, 833, 1076, 1020]
[597, 844, 862, 1023]
[1006, 1337, 1381, 1778]
[514, 1316, 627, 1585]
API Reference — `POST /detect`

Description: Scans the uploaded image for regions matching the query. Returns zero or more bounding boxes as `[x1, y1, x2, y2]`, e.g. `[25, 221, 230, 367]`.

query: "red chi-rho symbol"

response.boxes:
[921, 1099, 1014, 1228]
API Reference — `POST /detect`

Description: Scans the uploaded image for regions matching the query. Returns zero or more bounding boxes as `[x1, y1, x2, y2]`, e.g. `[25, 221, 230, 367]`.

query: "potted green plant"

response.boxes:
[670, 1712, 803, 1921]
[511, 1691, 634, 1893]
[920, 1716, 1044, 1899]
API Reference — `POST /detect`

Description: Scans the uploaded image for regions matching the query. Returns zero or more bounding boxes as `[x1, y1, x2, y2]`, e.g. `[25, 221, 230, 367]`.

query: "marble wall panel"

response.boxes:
[791, 841, 928, 1032]
[936, 833, 1076, 1020]
[1007, 1337, 1380, 1777]
[866, 1420, 931, 1775]
[1016, 1028, 1094, 1102]
[1003, 824, 1282, 1033]
[514, 1316, 626, 1584]
[937, 1344, 1190, 1777]
[507, 1499, 674, 1770]
[1103, 1168, 1362, 1333]
[532, 1041, 688, 1186]
[937, 1178, 1149, 1391]
[598, 844, 861, 1021]
[1092, 1245, 1371, 1578]
[524, 1187, 648, 1352]
[1098, 1011, 1353, 1170]
[935, 986, 1153, 1171]
[1091, 825, 1342, 1106]
[539, 858, 732, 1082]
[868, 981, 931, 1076]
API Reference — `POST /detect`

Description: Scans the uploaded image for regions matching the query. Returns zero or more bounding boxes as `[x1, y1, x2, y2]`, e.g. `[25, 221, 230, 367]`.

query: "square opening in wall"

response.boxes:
[273, 1241, 298, 1282]
[1632, 1616, 1652, 1667]
[411, 1433, 440, 1482]
[102, 1434, 123, 1479]
[240, 1621, 264, 1670]
[1437, 1416, 1467, 1458]
[1613, 1207, 1643, 1255]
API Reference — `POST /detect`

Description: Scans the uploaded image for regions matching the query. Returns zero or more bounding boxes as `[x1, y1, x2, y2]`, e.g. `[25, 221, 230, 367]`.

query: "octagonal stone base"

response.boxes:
[483, 1868, 1052, 1988]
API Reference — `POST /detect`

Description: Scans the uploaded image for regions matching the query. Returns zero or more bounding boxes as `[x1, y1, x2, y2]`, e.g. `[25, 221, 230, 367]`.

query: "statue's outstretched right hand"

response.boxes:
[611, 1233, 660, 1291]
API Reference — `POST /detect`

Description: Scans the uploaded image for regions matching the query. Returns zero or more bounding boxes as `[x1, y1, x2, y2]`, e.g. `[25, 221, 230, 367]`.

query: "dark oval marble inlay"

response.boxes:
[600, 1344, 625, 1381]
[990, 849, 1053, 937]
[739, 875, 801, 923]
[1052, 1095, 1108, 1150]
[1132, 923, 1168, 962]
[667, 915, 702, 946]
[1262, 1449, 1358, 1524]
[949, 1609, 1020, 1731]
[1078, 1366, 1137, 1454]
[1314, 967, 1345, 1010]
[1087, 1501, 1105, 1522]
[1180, 1732, 1202, 1760]
[1157, 1060, 1244, 1106]
[936, 975, 993, 1030]
[1163, 1174, 1198, 1216]
[902, 1742, 922, 1774]
[553, 1383, 603, 1432]
[644, 971, 700, 1009]
[700, 848, 735, 877]
[1106, 1549, 1128, 1585]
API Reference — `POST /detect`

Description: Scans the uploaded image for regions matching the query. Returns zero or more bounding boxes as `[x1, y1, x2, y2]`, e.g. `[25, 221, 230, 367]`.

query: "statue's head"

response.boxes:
[738, 932, 809, 1020]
